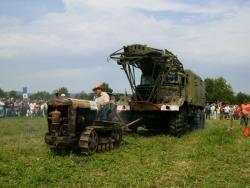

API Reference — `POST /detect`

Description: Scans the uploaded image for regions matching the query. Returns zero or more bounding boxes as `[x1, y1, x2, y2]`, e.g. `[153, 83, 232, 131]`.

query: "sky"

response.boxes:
[0, 0, 250, 94]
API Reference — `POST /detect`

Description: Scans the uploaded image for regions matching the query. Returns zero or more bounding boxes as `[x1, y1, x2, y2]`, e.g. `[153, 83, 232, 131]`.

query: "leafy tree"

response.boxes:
[235, 92, 250, 104]
[101, 82, 113, 93]
[58, 87, 70, 97]
[29, 91, 52, 100]
[204, 78, 214, 100]
[205, 77, 234, 103]
[88, 93, 95, 100]
[75, 91, 89, 99]
[0, 88, 6, 98]
[7, 90, 22, 99]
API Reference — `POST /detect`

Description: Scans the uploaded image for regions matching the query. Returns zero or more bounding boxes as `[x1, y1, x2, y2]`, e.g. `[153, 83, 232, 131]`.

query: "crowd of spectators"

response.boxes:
[204, 103, 241, 120]
[0, 98, 47, 118]
[0, 97, 246, 122]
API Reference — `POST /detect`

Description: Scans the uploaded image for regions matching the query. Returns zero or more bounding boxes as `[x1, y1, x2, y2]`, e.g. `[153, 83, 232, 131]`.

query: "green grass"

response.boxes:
[0, 117, 249, 187]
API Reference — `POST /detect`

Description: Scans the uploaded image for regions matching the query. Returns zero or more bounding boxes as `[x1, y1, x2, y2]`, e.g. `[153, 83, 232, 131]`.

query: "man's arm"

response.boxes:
[103, 92, 110, 104]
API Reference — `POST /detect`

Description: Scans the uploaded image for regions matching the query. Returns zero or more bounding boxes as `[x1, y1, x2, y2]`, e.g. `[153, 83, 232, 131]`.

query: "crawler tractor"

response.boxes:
[45, 98, 122, 155]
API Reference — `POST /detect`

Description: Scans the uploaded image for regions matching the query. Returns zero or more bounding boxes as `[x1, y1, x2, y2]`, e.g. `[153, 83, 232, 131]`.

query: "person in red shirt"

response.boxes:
[240, 100, 250, 137]
[233, 105, 241, 120]
[241, 101, 250, 127]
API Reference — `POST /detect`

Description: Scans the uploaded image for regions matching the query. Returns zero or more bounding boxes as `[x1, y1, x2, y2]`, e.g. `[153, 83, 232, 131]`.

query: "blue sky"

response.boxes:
[0, 0, 250, 94]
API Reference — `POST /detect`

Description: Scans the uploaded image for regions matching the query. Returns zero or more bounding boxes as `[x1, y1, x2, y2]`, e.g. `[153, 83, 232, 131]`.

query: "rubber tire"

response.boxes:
[169, 110, 186, 137]
[194, 109, 205, 129]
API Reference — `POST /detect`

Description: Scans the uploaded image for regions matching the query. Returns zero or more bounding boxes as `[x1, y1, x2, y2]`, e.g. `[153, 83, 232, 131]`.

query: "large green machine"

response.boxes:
[110, 44, 205, 136]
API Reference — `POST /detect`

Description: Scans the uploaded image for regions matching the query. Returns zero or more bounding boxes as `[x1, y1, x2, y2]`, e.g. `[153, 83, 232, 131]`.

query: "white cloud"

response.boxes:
[0, 0, 250, 93]
[64, 0, 220, 14]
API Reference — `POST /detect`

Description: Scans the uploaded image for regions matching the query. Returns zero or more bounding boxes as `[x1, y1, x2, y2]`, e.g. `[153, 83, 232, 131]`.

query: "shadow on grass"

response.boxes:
[129, 126, 204, 138]
[49, 147, 76, 156]
[136, 129, 167, 137]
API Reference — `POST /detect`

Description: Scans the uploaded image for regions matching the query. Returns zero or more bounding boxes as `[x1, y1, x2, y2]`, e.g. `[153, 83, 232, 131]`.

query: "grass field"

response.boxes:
[0, 117, 249, 187]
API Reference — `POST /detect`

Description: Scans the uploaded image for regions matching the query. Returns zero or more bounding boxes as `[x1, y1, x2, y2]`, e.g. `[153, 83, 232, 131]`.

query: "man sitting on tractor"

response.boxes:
[93, 84, 110, 120]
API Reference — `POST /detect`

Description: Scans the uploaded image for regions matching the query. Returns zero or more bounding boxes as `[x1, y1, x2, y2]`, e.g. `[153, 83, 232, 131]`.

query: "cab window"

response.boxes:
[165, 74, 178, 83]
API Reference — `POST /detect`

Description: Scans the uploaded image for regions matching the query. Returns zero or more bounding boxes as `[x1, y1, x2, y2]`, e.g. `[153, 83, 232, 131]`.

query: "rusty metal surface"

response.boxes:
[45, 98, 124, 155]
[70, 99, 91, 109]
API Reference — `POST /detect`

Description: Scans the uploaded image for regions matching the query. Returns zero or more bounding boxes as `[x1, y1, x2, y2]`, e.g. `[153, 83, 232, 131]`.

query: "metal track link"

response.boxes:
[79, 126, 122, 155]
[79, 127, 96, 155]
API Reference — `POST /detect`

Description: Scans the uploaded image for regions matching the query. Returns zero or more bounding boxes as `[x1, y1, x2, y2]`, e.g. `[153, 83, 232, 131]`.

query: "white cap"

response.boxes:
[61, 94, 66, 97]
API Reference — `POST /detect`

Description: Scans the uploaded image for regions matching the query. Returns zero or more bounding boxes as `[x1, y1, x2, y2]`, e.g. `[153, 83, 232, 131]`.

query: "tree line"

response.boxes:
[205, 77, 249, 104]
[0, 79, 249, 104]
[0, 82, 114, 101]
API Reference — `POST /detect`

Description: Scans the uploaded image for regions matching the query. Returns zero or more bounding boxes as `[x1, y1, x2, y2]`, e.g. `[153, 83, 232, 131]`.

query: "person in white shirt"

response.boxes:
[29, 102, 35, 117]
[93, 84, 110, 120]
[93, 84, 110, 107]
[224, 105, 230, 119]
[210, 104, 216, 120]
